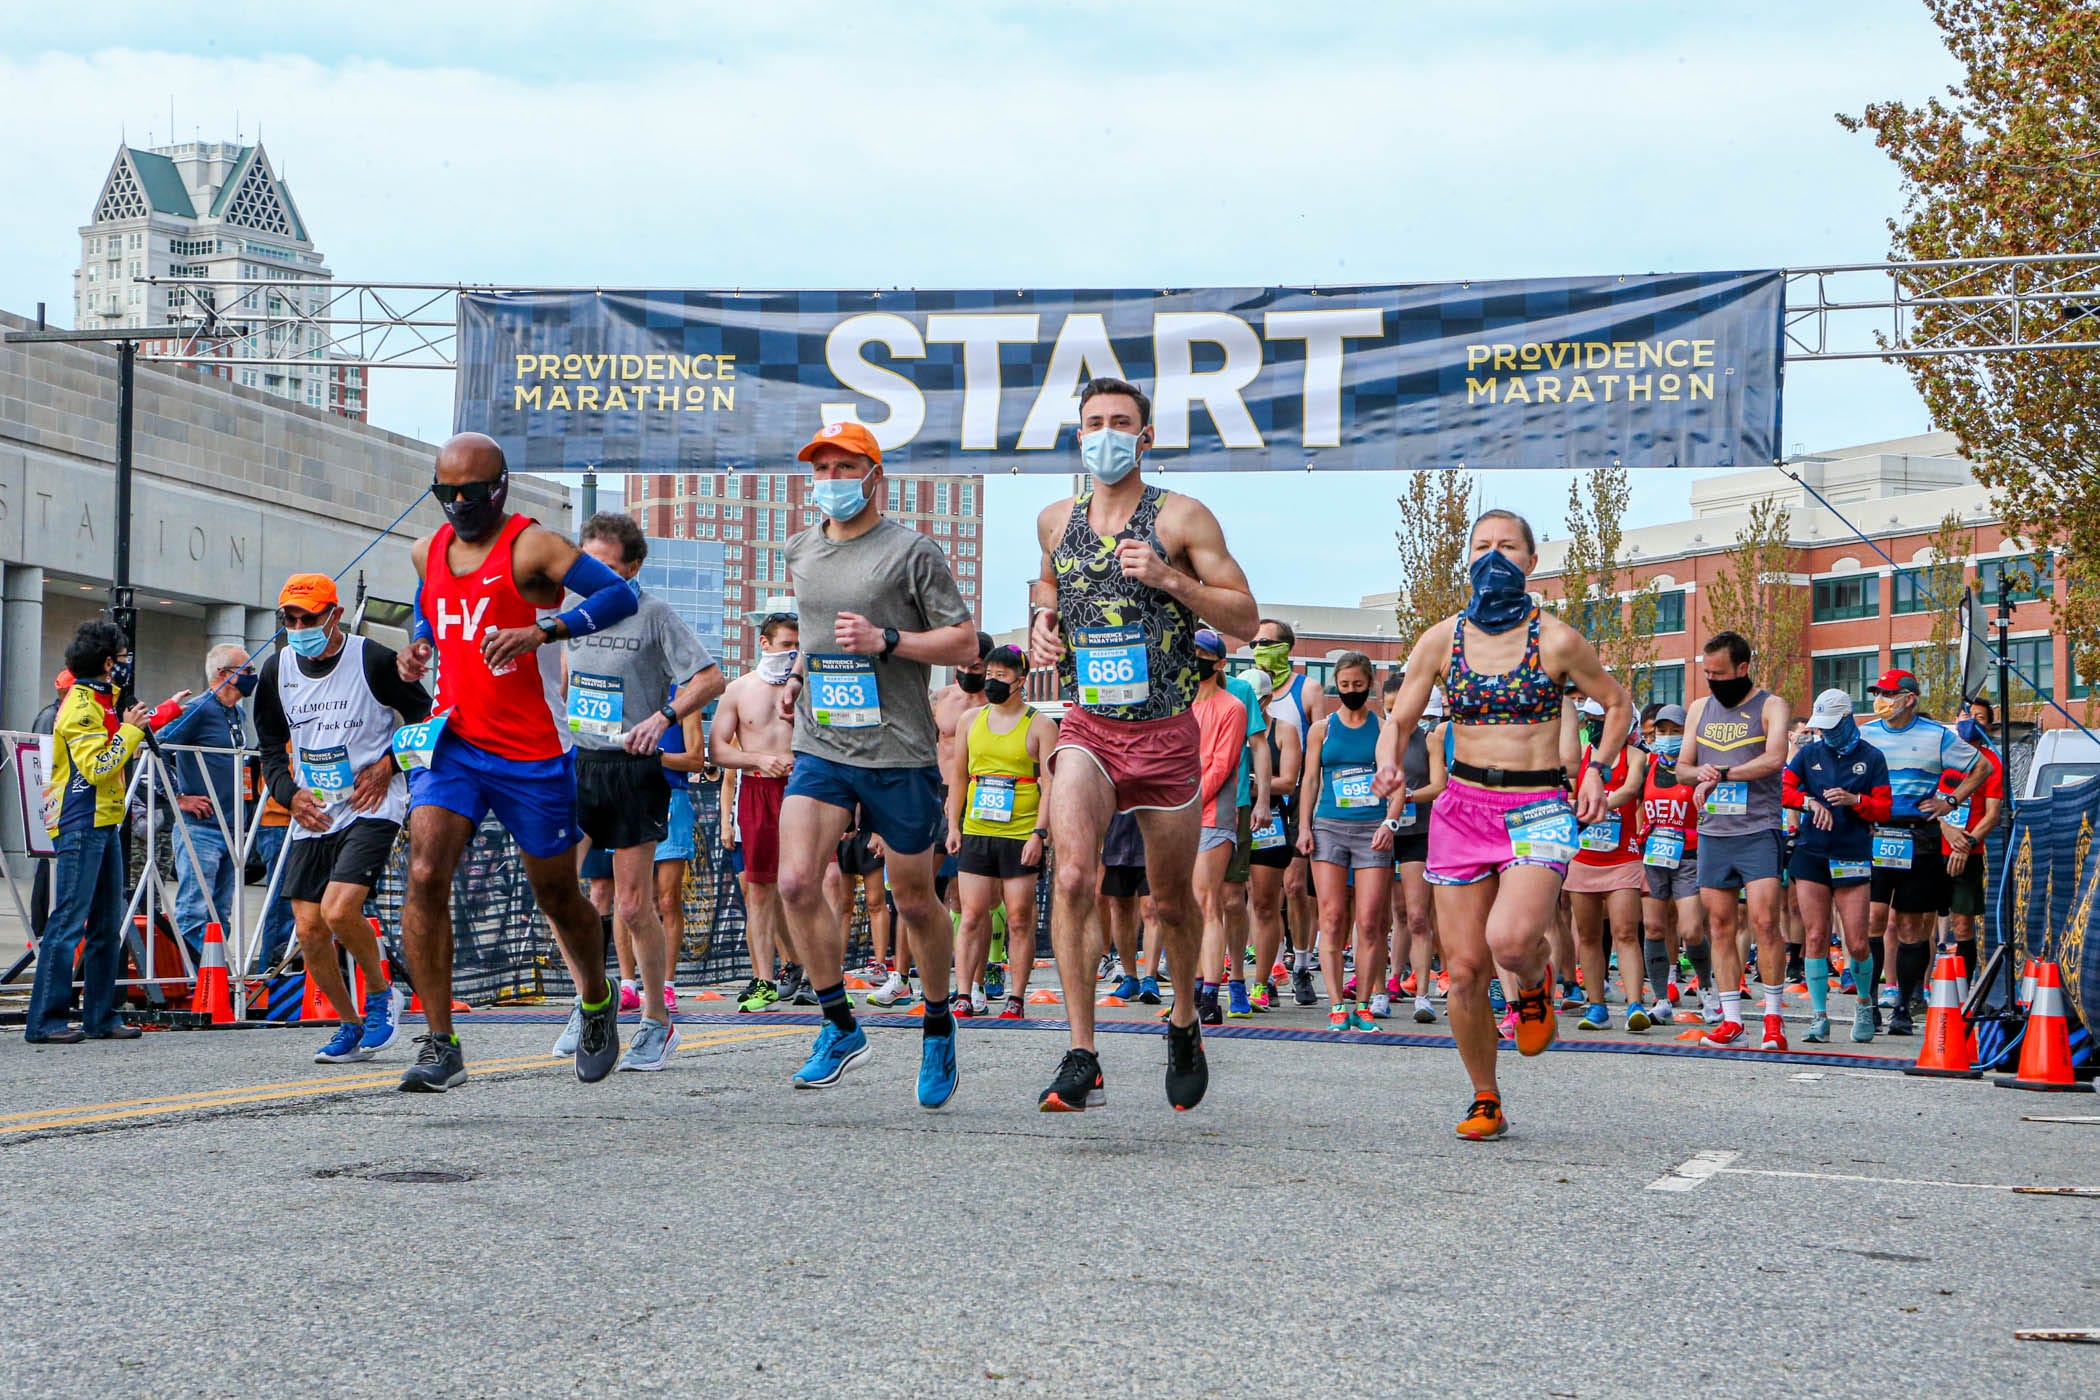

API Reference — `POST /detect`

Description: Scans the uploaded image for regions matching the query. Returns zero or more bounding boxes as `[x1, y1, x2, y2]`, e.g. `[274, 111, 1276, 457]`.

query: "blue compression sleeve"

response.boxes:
[557, 551, 639, 638]
[411, 579, 434, 644]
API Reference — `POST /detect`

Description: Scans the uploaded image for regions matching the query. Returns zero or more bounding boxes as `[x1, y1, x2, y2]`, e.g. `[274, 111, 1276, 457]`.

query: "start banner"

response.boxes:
[455, 272, 1783, 475]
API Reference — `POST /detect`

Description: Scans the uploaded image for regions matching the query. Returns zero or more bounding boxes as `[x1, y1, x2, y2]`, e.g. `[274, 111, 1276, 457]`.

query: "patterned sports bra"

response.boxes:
[1444, 608, 1561, 726]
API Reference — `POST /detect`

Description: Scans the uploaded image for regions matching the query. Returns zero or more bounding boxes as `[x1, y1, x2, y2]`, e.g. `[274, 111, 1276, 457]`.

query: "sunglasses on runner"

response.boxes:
[277, 606, 332, 627]
[430, 471, 507, 505]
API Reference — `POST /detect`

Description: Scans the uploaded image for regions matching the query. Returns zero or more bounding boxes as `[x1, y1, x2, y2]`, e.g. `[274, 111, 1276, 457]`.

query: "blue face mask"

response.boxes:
[109, 658, 133, 690]
[231, 668, 259, 697]
[287, 626, 331, 659]
[1824, 715, 1862, 753]
[812, 476, 871, 522]
[1956, 717, 1989, 747]
[1652, 733, 1683, 760]
[1463, 549, 1531, 634]
[624, 575, 643, 598]
[1081, 428, 1140, 486]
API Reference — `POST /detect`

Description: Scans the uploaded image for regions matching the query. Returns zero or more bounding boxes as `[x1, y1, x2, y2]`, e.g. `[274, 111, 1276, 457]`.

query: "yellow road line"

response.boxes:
[2, 1026, 806, 1138]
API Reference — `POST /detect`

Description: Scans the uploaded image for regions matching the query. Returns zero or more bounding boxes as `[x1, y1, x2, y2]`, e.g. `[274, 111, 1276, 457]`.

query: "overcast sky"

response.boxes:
[0, 1, 1960, 629]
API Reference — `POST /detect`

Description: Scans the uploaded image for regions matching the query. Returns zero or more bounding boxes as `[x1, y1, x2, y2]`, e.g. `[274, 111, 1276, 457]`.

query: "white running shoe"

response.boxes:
[868, 972, 911, 1008]
[970, 987, 989, 1016]
[1368, 991, 1393, 1019]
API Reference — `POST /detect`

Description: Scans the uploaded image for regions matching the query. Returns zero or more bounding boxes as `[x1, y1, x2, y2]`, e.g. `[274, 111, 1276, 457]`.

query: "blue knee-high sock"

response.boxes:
[1853, 954, 1875, 1009]
[1805, 957, 1831, 1017]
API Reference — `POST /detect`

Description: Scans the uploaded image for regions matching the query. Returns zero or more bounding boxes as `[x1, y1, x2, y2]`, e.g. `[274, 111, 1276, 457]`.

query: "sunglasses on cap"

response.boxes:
[760, 611, 799, 627]
[430, 470, 507, 506]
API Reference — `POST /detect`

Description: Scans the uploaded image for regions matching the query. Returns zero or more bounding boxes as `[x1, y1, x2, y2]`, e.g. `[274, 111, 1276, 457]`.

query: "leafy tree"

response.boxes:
[1550, 467, 1630, 675]
[1622, 577, 1666, 707]
[1393, 469, 1475, 642]
[1703, 496, 1809, 702]
[1911, 510, 1974, 719]
[1842, 0, 2100, 718]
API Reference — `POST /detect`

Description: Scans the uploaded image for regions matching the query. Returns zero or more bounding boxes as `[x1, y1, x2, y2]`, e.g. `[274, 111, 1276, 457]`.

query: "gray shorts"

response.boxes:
[1311, 817, 1386, 871]
[1645, 860, 1700, 902]
[1198, 824, 1238, 854]
[1695, 829, 1784, 892]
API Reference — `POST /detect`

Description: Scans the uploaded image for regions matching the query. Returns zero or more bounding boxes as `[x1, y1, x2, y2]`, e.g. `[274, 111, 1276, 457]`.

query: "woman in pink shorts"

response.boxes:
[1374, 510, 1631, 1141]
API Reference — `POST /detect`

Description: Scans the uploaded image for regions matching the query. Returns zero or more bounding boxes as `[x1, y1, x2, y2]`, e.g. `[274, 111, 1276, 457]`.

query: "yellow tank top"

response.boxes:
[963, 703, 1041, 838]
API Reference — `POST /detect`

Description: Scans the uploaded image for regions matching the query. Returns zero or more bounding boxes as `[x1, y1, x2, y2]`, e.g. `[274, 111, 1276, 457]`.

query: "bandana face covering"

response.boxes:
[1463, 550, 1531, 634]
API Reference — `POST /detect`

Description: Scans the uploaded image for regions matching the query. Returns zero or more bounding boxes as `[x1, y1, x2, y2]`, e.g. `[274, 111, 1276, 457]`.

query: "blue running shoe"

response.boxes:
[315, 1021, 370, 1064]
[1137, 976, 1162, 1005]
[1110, 974, 1141, 1001]
[1227, 981, 1254, 1019]
[1626, 1003, 1654, 1034]
[982, 968, 1006, 1001]
[793, 1021, 871, 1089]
[1487, 978, 1508, 1015]
[918, 1030, 958, 1110]
[1577, 1003, 1611, 1031]
[359, 984, 404, 1056]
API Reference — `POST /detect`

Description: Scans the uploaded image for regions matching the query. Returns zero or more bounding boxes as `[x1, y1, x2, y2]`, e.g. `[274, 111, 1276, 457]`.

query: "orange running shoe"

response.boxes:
[1511, 981, 1557, 1056]
[1401, 973, 1419, 996]
[1456, 1092, 1507, 1140]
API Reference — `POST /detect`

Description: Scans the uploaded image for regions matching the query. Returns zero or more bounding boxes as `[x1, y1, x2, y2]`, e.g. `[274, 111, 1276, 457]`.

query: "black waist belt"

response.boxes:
[1451, 759, 1568, 789]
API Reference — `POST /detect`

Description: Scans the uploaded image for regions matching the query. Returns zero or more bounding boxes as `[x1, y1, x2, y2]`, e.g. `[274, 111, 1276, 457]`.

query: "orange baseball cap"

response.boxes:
[796, 420, 882, 467]
[54, 669, 73, 692]
[278, 573, 339, 611]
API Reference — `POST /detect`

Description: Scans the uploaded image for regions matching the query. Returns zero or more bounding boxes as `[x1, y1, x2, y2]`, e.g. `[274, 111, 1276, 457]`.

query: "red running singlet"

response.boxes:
[421, 513, 569, 761]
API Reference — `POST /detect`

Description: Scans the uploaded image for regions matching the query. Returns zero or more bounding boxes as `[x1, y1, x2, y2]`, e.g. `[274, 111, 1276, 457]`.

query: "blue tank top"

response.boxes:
[1315, 709, 1383, 822]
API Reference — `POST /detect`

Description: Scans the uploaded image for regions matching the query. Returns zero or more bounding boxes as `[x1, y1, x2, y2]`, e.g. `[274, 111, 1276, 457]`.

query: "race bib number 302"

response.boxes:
[1073, 623, 1150, 708]
[808, 655, 881, 729]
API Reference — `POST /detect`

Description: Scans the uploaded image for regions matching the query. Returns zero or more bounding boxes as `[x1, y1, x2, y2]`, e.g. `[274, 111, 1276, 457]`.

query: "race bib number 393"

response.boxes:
[1073, 623, 1149, 708]
[808, 654, 881, 729]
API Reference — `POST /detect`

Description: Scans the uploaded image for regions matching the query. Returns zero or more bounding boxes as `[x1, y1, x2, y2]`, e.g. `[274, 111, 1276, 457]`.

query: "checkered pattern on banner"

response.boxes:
[454, 275, 1783, 474]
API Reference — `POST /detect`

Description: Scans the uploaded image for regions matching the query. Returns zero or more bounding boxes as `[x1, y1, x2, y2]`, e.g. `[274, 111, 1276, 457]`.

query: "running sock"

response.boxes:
[1644, 939, 1673, 1008]
[580, 983, 613, 1011]
[1719, 990, 1743, 1026]
[1854, 953, 1877, 1009]
[1761, 982, 1785, 1017]
[1785, 942, 1806, 981]
[600, 914, 614, 946]
[923, 999, 954, 1038]
[1896, 942, 1931, 1008]
[1956, 939, 1979, 984]
[1805, 957, 1832, 1017]
[814, 983, 856, 1032]
[1294, 950, 1313, 973]
[1688, 943, 1714, 993]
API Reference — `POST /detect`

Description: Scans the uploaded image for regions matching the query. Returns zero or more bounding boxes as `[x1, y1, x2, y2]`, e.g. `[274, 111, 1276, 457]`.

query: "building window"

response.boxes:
[886, 481, 901, 512]
[961, 483, 976, 517]
[1889, 644, 1953, 681]
[1637, 589, 1685, 635]
[1637, 664, 1685, 708]
[1977, 552, 2053, 606]
[1889, 568, 1950, 615]
[1999, 636, 2055, 704]
[936, 482, 951, 515]
[2069, 644, 2091, 701]
[1812, 575, 1878, 622]
[1812, 652, 1880, 708]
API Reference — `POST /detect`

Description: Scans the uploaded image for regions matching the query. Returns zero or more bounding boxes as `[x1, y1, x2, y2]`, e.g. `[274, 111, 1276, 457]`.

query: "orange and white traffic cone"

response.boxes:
[1905, 950, 1980, 1079]
[298, 951, 366, 1022]
[1993, 960, 2094, 1094]
[187, 921, 234, 1025]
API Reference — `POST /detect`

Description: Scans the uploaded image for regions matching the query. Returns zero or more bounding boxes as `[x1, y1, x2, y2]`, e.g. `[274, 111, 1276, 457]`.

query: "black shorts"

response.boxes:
[1390, 831, 1430, 868]
[1101, 864, 1149, 899]
[959, 833, 1039, 881]
[1947, 849, 1987, 917]
[1786, 844, 1871, 889]
[1224, 805, 1253, 885]
[838, 826, 885, 877]
[1869, 823, 1949, 915]
[1248, 803, 1298, 871]
[282, 818, 400, 903]
[575, 749, 671, 850]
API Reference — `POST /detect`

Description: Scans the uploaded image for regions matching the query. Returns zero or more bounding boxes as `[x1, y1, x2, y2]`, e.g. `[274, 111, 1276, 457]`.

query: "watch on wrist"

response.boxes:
[1718, 766, 1731, 782]
[1587, 759, 1613, 781]
[659, 702, 678, 724]
[535, 617, 562, 644]
[1032, 826, 1050, 840]
[880, 626, 900, 660]
[1382, 817, 1405, 834]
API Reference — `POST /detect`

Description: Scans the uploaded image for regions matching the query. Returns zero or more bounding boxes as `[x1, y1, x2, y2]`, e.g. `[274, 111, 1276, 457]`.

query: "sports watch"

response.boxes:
[879, 626, 900, 660]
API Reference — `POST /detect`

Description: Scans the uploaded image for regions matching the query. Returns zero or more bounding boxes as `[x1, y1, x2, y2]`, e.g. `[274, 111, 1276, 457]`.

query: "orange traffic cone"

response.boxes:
[187, 921, 234, 1024]
[300, 948, 368, 1022]
[1905, 951, 1980, 1079]
[1994, 960, 2094, 1094]
[1027, 988, 1061, 1004]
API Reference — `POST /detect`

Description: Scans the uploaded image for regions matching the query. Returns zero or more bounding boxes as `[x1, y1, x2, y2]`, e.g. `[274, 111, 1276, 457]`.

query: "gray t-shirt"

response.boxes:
[786, 517, 971, 769]
[562, 590, 715, 752]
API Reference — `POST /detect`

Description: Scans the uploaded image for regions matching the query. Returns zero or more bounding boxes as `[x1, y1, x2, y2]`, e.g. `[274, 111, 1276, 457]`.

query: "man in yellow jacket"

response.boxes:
[26, 619, 187, 1043]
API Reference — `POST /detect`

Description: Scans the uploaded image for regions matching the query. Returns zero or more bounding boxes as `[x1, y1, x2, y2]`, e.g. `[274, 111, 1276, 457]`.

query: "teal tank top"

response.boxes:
[1315, 709, 1383, 822]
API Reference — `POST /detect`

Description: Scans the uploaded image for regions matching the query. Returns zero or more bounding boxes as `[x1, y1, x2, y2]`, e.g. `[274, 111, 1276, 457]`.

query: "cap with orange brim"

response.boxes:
[278, 573, 339, 612]
[796, 420, 882, 467]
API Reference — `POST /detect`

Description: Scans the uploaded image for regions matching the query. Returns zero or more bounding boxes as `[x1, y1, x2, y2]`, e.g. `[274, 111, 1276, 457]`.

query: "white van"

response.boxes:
[2022, 728, 2100, 800]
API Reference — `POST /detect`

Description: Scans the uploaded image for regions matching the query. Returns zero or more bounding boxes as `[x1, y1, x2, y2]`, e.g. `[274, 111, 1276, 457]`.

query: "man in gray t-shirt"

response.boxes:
[775, 419, 981, 1105]
[557, 514, 726, 1069]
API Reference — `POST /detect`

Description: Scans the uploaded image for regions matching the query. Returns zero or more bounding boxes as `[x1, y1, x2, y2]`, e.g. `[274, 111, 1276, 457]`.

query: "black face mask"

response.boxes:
[1196, 658, 1219, 681]
[438, 472, 509, 544]
[1580, 719, 1603, 747]
[957, 671, 986, 694]
[1709, 675, 1756, 709]
[982, 678, 1013, 705]
[1337, 688, 1370, 711]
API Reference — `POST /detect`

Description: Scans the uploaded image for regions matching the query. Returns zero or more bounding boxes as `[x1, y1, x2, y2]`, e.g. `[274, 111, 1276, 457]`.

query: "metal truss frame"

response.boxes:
[136, 254, 2100, 371]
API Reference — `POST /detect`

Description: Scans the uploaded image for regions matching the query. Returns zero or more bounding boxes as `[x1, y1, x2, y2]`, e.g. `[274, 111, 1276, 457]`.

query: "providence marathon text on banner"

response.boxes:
[454, 274, 1784, 475]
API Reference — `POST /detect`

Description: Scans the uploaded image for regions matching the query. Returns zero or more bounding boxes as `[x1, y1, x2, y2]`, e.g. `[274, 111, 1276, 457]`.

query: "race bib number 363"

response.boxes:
[1073, 623, 1149, 708]
[808, 655, 881, 729]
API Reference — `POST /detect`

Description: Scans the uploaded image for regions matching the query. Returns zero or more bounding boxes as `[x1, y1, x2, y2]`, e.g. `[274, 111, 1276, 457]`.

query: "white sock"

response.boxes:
[1720, 990, 1743, 1025]
[1762, 982, 1785, 1016]
[1295, 950, 1313, 972]
[620, 978, 637, 993]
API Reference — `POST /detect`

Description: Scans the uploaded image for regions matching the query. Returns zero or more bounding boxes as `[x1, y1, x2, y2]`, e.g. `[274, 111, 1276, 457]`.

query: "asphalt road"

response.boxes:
[2, 1006, 2096, 1400]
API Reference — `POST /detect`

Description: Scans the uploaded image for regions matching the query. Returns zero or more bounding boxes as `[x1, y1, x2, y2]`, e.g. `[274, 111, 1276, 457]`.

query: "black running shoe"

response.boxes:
[576, 992, 620, 1083]
[777, 964, 804, 1004]
[1038, 1047, 1105, 1112]
[397, 1033, 466, 1093]
[1164, 1019, 1208, 1112]
[1198, 990, 1223, 1027]
[1291, 967, 1318, 1006]
[1886, 1007, 1915, 1037]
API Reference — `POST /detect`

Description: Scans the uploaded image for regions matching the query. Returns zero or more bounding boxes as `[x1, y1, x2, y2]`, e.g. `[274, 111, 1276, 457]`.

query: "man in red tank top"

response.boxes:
[392, 433, 642, 1092]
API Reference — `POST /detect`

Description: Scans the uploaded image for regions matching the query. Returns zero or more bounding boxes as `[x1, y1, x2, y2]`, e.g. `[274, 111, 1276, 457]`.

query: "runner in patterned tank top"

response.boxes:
[1676, 630, 1794, 1052]
[1028, 377, 1258, 1115]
